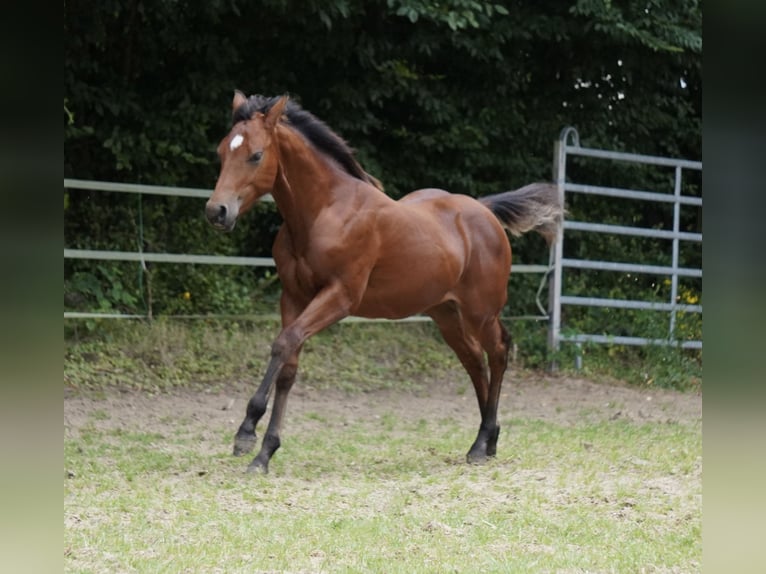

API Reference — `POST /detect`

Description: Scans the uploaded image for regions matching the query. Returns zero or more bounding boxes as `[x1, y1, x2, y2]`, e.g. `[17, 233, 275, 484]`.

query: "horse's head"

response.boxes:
[205, 91, 288, 231]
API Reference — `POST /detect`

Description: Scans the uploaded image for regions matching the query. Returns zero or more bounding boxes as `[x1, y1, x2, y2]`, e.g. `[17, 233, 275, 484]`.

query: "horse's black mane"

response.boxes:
[233, 94, 380, 189]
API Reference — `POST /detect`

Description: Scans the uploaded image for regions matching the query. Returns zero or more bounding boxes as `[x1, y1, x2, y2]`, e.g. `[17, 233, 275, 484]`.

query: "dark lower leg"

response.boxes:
[470, 321, 510, 462]
[437, 330, 491, 462]
[236, 284, 353, 471]
[233, 392, 269, 456]
[467, 420, 500, 463]
[486, 425, 501, 457]
[467, 321, 511, 462]
[428, 305, 493, 464]
[233, 351, 285, 456]
[247, 355, 300, 473]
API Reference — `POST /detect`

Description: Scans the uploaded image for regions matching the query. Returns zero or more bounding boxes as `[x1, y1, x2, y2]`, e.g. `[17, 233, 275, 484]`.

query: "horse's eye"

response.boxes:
[248, 151, 263, 164]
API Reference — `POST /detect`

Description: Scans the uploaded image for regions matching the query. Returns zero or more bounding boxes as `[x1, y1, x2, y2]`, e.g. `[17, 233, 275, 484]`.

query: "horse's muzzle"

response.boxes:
[205, 201, 237, 231]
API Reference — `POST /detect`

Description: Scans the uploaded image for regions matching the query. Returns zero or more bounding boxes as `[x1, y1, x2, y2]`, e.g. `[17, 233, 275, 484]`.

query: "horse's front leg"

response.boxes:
[232, 350, 285, 457]
[245, 348, 301, 473]
[237, 282, 355, 474]
[233, 290, 304, 458]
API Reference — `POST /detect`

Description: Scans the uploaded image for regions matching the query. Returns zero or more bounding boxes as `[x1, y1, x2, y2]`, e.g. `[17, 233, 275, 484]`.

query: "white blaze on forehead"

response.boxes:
[229, 134, 245, 151]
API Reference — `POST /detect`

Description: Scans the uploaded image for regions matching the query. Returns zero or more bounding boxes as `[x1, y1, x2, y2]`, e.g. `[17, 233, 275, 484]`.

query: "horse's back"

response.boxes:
[398, 187, 452, 205]
[398, 188, 508, 251]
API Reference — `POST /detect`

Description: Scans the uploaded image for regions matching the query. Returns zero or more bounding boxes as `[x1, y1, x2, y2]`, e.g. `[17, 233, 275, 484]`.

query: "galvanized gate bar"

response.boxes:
[546, 127, 570, 354]
[63, 248, 548, 274]
[65, 178, 212, 199]
[564, 221, 702, 242]
[64, 248, 276, 267]
[564, 183, 703, 206]
[669, 166, 683, 338]
[561, 258, 702, 278]
[560, 295, 701, 313]
[64, 178, 275, 202]
[563, 145, 702, 170]
[63, 310, 549, 322]
[560, 333, 702, 350]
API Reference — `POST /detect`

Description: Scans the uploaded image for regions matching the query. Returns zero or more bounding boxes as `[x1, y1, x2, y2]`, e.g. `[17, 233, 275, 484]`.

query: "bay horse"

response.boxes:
[206, 91, 563, 473]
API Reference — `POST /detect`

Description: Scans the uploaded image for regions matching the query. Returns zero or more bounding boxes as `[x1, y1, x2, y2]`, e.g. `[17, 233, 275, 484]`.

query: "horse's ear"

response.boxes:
[264, 96, 289, 132]
[232, 90, 247, 113]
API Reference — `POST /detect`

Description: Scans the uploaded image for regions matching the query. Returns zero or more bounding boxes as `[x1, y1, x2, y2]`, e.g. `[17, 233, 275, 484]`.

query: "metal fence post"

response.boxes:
[669, 165, 683, 339]
[547, 127, 577, 371]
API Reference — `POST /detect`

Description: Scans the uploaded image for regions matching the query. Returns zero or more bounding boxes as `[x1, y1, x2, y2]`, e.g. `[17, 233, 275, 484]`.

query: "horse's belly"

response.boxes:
[353, 265, 456, 319]
[353, 292, 440, 320]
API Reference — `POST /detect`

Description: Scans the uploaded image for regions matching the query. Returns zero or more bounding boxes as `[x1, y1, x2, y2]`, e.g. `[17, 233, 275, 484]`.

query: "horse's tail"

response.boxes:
[479, 183, 565, 245]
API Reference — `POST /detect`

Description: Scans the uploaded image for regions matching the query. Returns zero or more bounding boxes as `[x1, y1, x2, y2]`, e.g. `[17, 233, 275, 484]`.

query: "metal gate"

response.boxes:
[547, 127, 702, 356]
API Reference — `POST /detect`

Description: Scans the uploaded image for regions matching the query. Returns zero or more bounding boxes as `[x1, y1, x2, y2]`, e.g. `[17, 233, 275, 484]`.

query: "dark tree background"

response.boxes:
[64, 0, 701, 349]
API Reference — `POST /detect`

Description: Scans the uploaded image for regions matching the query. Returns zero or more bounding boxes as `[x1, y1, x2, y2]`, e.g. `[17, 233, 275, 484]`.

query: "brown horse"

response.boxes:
[206, 91, 563, 473]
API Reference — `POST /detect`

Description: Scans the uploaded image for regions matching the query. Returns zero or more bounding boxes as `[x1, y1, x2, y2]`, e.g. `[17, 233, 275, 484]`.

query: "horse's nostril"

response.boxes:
[206, 202, 228, 225]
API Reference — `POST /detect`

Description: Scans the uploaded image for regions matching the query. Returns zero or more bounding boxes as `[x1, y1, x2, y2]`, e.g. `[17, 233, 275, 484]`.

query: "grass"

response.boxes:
[65, 411, 701, 573]
[65, 320, 701, 572]
[554, 340, 703, 393]
[65, 318, 701, 395]
[64, 319, 459, 394]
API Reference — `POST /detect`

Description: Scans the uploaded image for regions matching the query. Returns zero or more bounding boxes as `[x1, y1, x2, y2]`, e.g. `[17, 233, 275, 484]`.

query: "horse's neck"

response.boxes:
[270, 127, 358, 242]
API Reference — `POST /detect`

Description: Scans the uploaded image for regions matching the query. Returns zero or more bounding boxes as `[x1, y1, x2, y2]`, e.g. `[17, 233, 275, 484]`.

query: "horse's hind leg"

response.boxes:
[479, 317, 511, 457]
[428, 302, 492, 463]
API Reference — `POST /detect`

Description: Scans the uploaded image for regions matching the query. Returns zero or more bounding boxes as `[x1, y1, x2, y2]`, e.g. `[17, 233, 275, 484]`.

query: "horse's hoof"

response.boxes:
[466, 450, 488, 465]
[233, 434, 257, 457]
[246, 459, 269, 474]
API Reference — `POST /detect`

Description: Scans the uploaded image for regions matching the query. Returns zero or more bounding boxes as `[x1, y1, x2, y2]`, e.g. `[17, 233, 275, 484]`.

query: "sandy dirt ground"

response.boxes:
[64, 372, 701, 445]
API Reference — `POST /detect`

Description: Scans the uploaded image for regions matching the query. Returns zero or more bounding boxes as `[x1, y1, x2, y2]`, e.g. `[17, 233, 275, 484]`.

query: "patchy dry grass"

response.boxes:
[65, 403, 700, 573]
[65, 320, 701, 572]
[64, 320, 457, 394]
